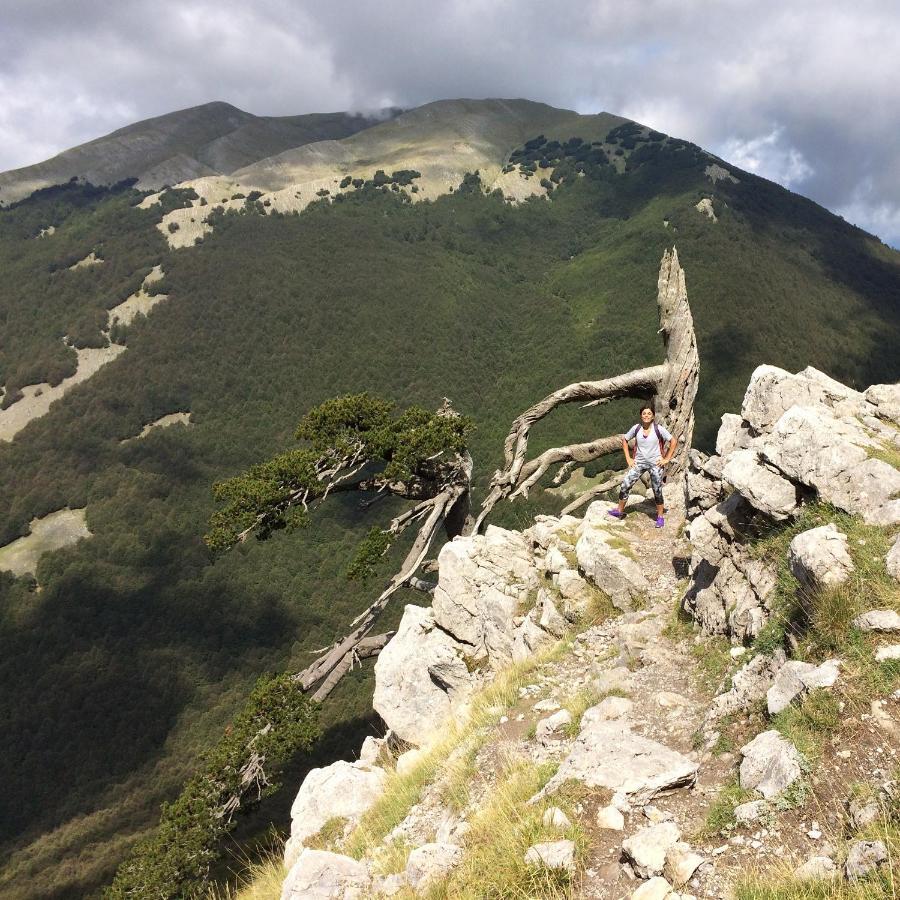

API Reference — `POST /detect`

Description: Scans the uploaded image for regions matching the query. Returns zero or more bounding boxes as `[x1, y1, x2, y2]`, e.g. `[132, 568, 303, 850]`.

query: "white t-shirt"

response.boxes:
[625, 422, 673, 465]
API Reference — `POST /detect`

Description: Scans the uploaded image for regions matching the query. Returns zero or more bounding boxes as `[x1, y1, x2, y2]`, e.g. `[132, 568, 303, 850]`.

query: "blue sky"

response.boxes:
[2, 0, 899, 246]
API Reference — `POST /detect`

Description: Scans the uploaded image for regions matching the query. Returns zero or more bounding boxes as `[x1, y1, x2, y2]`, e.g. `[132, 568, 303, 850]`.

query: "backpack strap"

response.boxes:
[653, 422, 666, 458]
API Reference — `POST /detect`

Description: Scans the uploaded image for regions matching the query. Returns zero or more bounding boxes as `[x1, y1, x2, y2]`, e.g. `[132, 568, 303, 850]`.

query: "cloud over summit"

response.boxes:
[2, 0, 899, 245]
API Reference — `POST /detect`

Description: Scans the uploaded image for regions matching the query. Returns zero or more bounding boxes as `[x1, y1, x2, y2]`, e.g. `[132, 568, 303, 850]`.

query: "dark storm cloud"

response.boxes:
[2, 0, 899, 244]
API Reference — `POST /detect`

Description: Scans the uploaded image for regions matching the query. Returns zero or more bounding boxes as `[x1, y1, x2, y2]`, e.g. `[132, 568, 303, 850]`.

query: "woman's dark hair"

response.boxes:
[639, 403, 654, 415]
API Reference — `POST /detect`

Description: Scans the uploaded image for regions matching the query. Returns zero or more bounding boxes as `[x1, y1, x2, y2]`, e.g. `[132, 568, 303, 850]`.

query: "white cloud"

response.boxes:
[718, 129, 813, 188]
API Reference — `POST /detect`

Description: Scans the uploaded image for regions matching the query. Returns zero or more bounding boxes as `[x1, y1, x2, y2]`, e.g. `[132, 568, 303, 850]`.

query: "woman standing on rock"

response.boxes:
[608, 404, 677, 528]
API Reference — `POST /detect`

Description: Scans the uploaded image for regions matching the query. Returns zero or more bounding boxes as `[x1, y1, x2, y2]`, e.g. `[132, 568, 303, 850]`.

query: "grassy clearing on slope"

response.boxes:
[733, 778, 900, 900]
[421, 759, 585, 900]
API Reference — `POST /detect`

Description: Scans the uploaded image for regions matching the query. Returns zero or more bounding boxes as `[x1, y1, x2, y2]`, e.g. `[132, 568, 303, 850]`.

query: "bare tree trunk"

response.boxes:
[474, 247, 698, 530]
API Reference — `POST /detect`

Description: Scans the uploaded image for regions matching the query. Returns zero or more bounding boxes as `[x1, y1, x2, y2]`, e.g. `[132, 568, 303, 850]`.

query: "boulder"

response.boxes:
[722, 449, 798, 520]
[739, 730, 803, 799]
[741, 365, 862, 434]
[789, 525, 854, 590]
[766, 659, 840, 716]
[887, 535, 900, 581]
[542, 806, 573, 829]
[582, 695, 633, 723]
[596, 804, 625, 830]
[845, 840, 888, 881]
[761, 406, 900, 524]
[284, 761, 386, 867]
[848, 795, 881, 829]
[576, 507, 651, 610]
[373, 604, 472, 746]
[622, 821, 681, 878]
[707, 650, 786, 721]
[716, 413, 756, 456]
[405, 843, 463, 889]
[542, 719, 697, 803]
[281, 849, 371, 900]
[395, 747, 426, 777]
[523, 840, 575, 873]
[734, 799, 768, 824]
[536, 709, 573, 744]
[664, 842, 704, 886]
[631, 878, 674, 900]
[358, 735, 389, 767]
[875, 644, 900, 662]
[865, 383, 900, 426]
[793, 856, 837, 881]
[853, 609, 900, 632]
[556, 568, 594, 605]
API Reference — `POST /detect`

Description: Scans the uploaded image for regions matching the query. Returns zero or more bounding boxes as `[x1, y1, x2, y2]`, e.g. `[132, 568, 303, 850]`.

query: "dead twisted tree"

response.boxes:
[474, 247, 698, 529]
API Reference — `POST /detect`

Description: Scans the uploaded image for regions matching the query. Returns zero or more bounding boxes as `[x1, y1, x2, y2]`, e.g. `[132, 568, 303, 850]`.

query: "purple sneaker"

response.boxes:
[655, 516, 665, 528]
[608, 509, 624, 520]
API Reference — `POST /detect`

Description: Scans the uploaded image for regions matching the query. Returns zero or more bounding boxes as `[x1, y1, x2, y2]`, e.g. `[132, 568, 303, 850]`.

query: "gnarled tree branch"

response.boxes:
[474, 247, 698, 531]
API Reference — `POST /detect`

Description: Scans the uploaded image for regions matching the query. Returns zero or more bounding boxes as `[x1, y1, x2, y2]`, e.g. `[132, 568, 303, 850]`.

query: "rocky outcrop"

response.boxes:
[684, 365, 900, 643]
[283, 761, 387, 868]
[281, 849, 371, 899]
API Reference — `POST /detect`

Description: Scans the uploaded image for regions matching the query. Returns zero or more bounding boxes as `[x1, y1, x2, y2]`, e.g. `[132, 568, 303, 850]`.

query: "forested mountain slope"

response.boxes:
[0, 99, 898, 898]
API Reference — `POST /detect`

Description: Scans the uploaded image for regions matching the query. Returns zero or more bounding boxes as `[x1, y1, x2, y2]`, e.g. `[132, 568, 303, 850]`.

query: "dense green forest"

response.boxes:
[1, 129, 899, 898]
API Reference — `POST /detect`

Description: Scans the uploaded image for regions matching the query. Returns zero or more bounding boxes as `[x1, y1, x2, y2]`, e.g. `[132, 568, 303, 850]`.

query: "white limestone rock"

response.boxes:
[664, 842, 704, 886]
[405, 842, 463, 890]
[576, 509, 651, 610]
[741, 365, 863, 434]
[557, 568, 594, 605]
[717, 413, 757, 456]
[582, 695, 633, 723]
[865, 383, 900, 426]
[789, 524, 854, 590]
[761, 406, 900, 524]
[283, 761, 386, 868]
[373, 604, 472, 746]
[281, 849, 371, 899]
[542, 719, 697, 803]
[431, 526, 540, 666]
[524, 839, 575, 873]
[596, 804, 625, 830]
[623, 821, 681, 878]
[766, 659, 840, 716]
[887, 534, 900, 581]
[853, 609, 900, 632]
[845, 840, 888, 880]
[631, 876, 675, 899]
[358, 735, 388, 767]
[734, 799, 768, 824]
[739, 730, 803, 799]
[542, 806, 573, 830]
[536, 709, 573, 744]
[722, 449, 798, 520]
[875, 644, 900, 662]
[707, 650, 786, 721]
[793, 856, 837, 881]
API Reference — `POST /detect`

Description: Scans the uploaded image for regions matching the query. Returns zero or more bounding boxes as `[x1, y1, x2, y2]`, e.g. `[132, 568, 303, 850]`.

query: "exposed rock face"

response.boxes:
[542, 717, 698, 803]
[281, 849, 370, 899]
[373, 603, 472, 746]
[283, 761, 387, 868]
[374, 505, 664, 747]
[683, 365, 900, 643]
[789, 525, 854, 590]
[431, 526, 540, 667]
[405, 843, 463, 889]
[739, 730, 804, 799]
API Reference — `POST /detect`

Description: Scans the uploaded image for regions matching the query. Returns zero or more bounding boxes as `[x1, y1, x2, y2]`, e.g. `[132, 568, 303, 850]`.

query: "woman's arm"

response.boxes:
[660, 435, 678, 465]
[622, 436, 634, 468]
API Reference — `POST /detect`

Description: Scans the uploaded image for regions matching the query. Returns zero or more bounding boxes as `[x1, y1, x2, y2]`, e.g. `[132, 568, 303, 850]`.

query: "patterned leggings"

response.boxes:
[619, 461, 665, 505]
